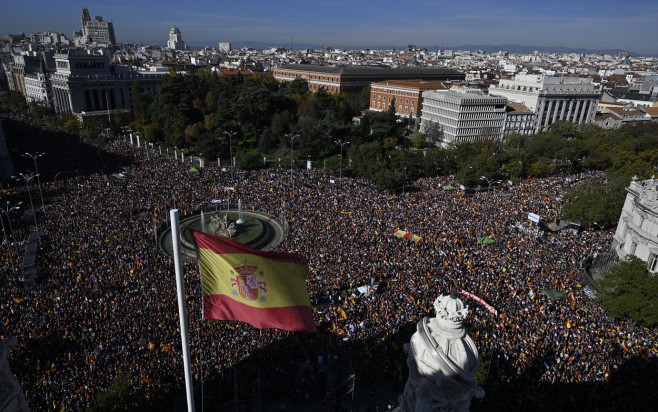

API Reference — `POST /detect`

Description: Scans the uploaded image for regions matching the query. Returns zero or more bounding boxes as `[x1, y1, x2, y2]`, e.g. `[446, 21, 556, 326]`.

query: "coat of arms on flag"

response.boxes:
[230, 262, 267, 302]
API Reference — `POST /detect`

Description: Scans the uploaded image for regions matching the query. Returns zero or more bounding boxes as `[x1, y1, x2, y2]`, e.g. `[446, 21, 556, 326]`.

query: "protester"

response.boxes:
[1, 118, 656, 410]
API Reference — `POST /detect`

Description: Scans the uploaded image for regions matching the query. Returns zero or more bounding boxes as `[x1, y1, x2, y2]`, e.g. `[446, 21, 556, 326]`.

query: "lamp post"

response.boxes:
[224, 130, 237, 182]
[334, 139, 350, 186]
[13, 172, 39, 236]
[286, 133, 299, 172]
[24, 152, 45, 210]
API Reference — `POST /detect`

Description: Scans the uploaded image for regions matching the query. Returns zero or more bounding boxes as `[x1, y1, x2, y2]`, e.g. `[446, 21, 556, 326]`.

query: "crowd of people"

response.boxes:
[1, 118, 657, 410]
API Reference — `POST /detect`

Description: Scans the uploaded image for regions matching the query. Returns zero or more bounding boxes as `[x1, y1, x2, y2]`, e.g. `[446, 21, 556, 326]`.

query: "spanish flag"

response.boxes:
[193, 231, 317, 333]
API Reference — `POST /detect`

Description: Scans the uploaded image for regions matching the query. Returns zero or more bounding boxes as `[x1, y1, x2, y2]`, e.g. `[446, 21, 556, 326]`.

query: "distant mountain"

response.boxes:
[187, 40, 654, 57]
[435, 44, 637, 56]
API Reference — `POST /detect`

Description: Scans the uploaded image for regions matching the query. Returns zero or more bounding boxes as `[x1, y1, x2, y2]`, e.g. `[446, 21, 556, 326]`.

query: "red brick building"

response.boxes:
[369, 79, 452, 117]
[273, 64, 464, 94]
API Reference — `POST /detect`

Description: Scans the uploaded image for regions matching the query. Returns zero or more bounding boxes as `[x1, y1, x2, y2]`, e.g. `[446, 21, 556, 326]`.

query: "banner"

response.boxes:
[459, 289, 498, 316]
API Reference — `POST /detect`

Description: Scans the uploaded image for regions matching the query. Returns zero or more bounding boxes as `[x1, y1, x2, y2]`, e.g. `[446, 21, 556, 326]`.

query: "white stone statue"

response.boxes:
[399, 290, 484, 412]
[208, 214, 236, 238]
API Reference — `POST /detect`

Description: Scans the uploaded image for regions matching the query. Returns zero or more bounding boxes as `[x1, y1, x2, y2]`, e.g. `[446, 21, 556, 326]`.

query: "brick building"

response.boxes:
[273, 64, 464, 94]
[369, 79, 451, 118]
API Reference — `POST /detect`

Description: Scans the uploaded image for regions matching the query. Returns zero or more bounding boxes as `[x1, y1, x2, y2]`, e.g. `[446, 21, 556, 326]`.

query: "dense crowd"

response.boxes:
[1, 123, 657, 410]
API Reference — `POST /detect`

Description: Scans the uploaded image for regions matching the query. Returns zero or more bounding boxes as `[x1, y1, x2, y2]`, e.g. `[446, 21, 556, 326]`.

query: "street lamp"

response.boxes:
[13, 173, 39, 236]
[334, 139, 350, 185]
[286, 133, 299, 171]
[24, 151, 45, 210]
[224, 130, 237, 182]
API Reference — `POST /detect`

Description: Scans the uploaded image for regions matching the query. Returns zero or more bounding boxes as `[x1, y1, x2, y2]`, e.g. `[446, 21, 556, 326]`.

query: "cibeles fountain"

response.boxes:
[399, 290, 485, 412]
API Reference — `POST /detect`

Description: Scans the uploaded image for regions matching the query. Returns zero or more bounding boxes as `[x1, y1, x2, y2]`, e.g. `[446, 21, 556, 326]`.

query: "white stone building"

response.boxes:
[24, 63, 52, 108]
[167, 27, 186, 51]
[613, 177, 658, 273]
[489, 74, 601, 132]
[503, 102, 536, 136]
[218, 42, 232, 53]
[420, 87, 507, 145]
[80, 7, 116, 45]
[50, 49, 162, 115]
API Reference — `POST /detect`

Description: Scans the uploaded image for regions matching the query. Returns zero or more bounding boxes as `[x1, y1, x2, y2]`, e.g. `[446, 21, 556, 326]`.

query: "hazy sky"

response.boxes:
[2, 0, 657, 54]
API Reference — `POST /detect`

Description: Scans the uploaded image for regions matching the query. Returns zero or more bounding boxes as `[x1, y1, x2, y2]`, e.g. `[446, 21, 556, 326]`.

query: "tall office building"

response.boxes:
[420, 87, 507, 145]
[80, 7, 116, 45]
[489, 74, 601, 132]
[167, 27, 186, 51]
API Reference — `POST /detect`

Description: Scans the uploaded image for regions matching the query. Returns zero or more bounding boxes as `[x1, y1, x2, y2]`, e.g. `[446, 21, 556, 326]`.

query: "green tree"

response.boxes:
[596, 256, 658, 327]
[423, 122, 443, 147]
[235, 149, 264, 170]
[131, 80, 152, 120]
[29, 101, 54, 119]
[409, 131, 425, 149]
[0, 91, 28, 113]
[561, 176, 627, 228]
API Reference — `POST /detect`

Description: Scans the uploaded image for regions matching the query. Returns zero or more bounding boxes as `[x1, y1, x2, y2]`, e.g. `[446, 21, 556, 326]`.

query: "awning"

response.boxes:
[541, 288, 567, 300]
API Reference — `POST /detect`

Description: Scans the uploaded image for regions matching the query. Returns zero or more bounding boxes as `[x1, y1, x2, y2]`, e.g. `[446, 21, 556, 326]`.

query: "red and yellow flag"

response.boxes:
[193, 231, 317, 333]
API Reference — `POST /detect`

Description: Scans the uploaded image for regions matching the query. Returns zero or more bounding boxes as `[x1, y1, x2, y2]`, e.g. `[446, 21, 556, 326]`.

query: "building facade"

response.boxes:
[6, 52, 43, 95]
[23, 63, 52, 108]
[613, 177, 658, 273]
[167, 27, 186, 51]
[50, 49, 162, 115]
[490, 74, 601, 132]
[273, 64, 464, 94]
[420, 87, 507, 145]
[503, 102, 536, 136]
[80, 7, 116, 45]
[369, 79, 450, 118]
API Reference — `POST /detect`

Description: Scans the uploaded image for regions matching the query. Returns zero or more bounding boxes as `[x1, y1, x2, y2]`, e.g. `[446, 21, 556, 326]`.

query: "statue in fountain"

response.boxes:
[208, 214, 236, 238]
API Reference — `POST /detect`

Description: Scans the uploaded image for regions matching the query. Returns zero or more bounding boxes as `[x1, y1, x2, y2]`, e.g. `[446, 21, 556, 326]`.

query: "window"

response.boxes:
[648, 253, 658, 272]
[630, 241, 638, 255]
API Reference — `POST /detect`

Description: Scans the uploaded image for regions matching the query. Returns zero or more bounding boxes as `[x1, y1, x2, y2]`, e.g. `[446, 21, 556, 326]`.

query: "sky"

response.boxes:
[2, 0, 658, 55]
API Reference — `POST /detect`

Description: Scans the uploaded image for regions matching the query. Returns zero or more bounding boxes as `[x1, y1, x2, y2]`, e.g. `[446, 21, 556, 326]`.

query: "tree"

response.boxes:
[29, 101, 54, 119]
[422, 121, 444, 147]
[0, 91, 28, 113]
[596, 256, 658, 327]
[561, 176, 627, 228]
[131, 80, 152, 120]
[409, 131, 425, 149]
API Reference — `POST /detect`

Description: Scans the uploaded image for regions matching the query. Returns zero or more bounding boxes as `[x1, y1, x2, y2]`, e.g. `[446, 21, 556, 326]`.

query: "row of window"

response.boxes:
[372, 101, 413, 113]
[373, 94, 415, 105]
[372, 88, 418, 97]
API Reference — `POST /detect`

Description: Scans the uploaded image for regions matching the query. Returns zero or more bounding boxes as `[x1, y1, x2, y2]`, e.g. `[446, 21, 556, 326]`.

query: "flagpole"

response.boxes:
[170, 209, 196, 412]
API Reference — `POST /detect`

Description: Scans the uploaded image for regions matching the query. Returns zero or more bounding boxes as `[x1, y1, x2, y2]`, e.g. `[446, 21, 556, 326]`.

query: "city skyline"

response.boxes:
[2, 0, 658, 55]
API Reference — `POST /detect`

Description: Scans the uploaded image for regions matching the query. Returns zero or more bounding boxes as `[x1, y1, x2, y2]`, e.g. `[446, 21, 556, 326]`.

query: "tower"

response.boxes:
[399, 290, 484, 411]
[167, 27, 186, 51]
[81, 7, 91, 36]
